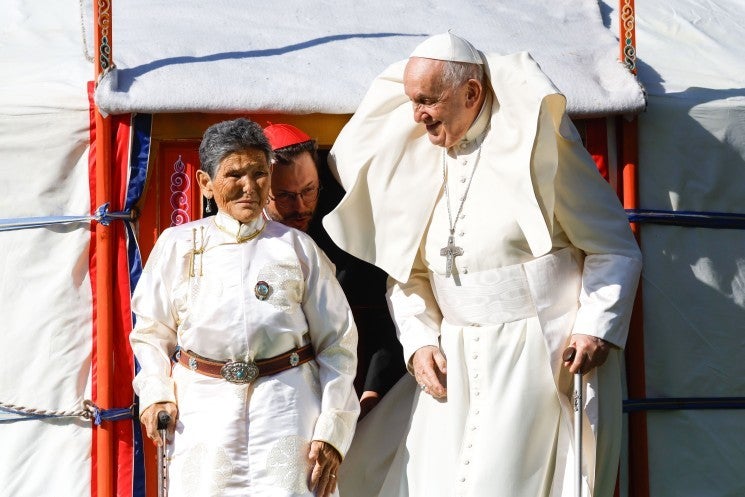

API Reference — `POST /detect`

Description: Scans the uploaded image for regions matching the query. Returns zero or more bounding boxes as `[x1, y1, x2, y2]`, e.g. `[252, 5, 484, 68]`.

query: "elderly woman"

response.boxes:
[130, 118, 359, 497]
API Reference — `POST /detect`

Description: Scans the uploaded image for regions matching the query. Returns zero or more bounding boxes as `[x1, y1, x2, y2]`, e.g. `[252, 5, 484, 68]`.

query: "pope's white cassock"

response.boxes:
[130, 212, 359, 497]
[326, 34, 642, 497]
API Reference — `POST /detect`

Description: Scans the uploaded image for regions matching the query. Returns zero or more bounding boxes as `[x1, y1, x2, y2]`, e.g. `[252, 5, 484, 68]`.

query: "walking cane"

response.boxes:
[563, 346, 583, 497]
[157, 411, 171, 497]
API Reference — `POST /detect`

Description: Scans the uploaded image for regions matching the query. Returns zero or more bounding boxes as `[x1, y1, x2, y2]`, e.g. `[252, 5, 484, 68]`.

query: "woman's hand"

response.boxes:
[139, 401, 178, 447]
[308, 440, 341, 497]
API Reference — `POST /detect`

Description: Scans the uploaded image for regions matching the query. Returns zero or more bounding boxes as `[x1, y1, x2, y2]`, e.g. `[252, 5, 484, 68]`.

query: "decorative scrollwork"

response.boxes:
[170, 156, 191, 226]
[621, 0, 637, 73]
[97, 0, 112, 71]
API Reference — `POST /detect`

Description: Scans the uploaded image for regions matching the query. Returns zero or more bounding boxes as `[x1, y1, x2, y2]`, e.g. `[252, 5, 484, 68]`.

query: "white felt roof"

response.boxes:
[92, 0, 646, 117]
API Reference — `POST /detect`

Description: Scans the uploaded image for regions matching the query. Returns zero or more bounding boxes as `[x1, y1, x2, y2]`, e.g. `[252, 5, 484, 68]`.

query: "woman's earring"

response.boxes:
[205, 197, 212, 214]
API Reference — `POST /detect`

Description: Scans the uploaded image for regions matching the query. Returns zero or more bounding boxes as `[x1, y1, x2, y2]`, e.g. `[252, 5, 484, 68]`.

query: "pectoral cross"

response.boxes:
[440, 234, 463, 278]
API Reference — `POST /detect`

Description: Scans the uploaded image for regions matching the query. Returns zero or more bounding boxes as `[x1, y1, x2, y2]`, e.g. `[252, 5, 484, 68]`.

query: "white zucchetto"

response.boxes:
[409, 31, 484, 65]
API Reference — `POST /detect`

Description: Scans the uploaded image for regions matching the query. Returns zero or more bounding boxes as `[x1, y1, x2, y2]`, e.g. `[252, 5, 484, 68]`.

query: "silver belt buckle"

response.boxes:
[220, 360, 260, 384]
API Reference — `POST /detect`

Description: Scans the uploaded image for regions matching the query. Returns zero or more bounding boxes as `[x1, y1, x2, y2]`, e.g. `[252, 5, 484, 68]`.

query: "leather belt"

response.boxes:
[176, 344, 315, 384]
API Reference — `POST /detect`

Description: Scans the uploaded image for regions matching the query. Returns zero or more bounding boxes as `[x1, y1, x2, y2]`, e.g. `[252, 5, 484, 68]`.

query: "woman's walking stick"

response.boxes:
[157, 411, 171, 497]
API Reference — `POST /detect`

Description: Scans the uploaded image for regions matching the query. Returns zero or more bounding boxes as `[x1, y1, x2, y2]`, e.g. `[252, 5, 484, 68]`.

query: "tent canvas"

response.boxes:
[2, 1, 744, 496]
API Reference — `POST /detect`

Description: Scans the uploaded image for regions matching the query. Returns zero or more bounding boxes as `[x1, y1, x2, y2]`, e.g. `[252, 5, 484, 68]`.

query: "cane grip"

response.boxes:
[157, 411, 171, 430]
[562, 346, 576, 362]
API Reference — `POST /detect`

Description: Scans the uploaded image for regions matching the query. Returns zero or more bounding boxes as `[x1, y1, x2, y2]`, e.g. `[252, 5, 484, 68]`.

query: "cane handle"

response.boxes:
[562, 346, 576, 362]
[157, 411, 171, 430]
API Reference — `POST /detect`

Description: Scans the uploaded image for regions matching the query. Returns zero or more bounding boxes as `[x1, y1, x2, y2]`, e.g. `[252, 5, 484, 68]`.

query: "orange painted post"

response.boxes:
[93, 2, 115, 497]
[621, 117, 649, 497]
[619, 1, 650, 496]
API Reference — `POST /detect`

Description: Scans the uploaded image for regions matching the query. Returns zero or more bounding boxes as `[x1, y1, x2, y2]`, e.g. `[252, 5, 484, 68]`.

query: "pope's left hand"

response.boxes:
[563, 334, 614, 375]
[308, 440, 341, 497]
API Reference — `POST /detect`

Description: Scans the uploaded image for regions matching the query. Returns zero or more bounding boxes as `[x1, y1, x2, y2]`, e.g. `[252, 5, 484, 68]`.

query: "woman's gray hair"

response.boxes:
[198, 118, 273, 178]
[440, 60, 485, 90]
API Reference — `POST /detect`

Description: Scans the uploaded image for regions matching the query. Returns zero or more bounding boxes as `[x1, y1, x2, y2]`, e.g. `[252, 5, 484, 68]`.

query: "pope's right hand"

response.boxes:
[139, 401, 178, 447]
[411, 345, 447, 399]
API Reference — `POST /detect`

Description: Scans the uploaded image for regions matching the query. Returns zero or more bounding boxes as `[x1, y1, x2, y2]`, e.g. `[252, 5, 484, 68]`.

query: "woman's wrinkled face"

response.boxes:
[197, 148, 271, 223]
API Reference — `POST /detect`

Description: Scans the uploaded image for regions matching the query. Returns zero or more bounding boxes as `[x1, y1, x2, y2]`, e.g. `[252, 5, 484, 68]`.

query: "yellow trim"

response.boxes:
[214, 217, 267, 243]
[150, 112, 351, 148]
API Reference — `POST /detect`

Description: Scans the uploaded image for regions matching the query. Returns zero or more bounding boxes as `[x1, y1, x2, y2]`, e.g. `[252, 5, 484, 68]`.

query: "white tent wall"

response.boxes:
[603, 0, 745, 495]
[94, 0, 645, 117]
[0, 2, 94, 497]
[11, 1, 745, 497]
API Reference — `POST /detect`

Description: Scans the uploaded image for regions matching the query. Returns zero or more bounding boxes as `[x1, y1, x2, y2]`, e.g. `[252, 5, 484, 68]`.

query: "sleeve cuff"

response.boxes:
[133, 374, 176, 417]
[312, 410, 357, 459]
[400, 324, 440, 371]
[573, 253, 643, 349]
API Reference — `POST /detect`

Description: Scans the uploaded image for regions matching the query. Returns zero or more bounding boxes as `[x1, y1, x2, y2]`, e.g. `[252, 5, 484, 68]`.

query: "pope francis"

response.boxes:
[326, 33, 642, 497]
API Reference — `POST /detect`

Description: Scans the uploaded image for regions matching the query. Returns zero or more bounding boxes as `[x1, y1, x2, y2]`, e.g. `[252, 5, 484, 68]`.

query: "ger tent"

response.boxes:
[7, 1, 742, 497]
[610, 1, 745, 496]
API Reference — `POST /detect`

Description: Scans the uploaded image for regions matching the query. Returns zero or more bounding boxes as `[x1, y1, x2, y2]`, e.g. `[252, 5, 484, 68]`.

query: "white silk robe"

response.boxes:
[130, 212, 359, 497]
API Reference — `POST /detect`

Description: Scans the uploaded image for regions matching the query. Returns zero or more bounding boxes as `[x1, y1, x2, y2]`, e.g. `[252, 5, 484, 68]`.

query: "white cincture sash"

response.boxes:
[430, 260, 537, 326]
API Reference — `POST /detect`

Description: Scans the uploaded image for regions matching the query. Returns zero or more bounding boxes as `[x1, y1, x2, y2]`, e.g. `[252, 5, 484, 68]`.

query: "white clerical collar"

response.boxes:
[454, 92, 492, 152]
[214, 211, 266, 242]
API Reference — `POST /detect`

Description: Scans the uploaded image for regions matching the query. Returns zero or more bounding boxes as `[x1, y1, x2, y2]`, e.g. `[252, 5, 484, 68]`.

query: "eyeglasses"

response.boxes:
[269, 185, 321, 207]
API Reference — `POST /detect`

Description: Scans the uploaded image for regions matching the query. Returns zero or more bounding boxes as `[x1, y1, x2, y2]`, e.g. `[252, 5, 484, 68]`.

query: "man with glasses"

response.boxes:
[264, 124, 322, 232]
[263, 123, 405, 418]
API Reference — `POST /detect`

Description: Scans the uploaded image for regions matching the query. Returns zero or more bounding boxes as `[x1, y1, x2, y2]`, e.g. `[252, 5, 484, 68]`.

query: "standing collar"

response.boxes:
[214, 211, 267, 242]
[455, 92, 492, 151]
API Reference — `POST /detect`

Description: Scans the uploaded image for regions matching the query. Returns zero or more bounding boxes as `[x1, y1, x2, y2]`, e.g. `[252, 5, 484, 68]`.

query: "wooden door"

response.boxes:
[137, 141, 202, 264]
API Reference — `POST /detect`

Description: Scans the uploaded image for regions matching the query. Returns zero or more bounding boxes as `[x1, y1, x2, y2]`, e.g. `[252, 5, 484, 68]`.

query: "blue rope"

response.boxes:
[626, 208, 745, 230]
[88, 405, 135, 425]
[0, 203, 136, 232]
[0, 403, 133, 424]
[624, 397, 745, 412]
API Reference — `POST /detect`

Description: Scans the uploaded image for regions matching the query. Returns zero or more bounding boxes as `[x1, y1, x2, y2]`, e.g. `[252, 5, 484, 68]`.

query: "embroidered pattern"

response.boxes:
[256, 262, 304, 312]
[317, 330, 357, 376]
[266, 435, 312, 494]
[180, 442, 233, 497]
[301, 362, 322, 399]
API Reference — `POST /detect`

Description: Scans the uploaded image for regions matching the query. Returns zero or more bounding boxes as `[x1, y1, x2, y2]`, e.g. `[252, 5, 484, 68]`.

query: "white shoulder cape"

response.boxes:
[323, 51, 569, 282]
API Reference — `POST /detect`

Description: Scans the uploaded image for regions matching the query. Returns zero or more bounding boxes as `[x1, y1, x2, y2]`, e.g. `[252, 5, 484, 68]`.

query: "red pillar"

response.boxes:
[93, 2, 115, 497]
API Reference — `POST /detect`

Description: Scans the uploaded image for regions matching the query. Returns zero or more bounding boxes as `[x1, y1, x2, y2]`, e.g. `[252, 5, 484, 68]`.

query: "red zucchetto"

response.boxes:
[263, 123, 312, 151]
